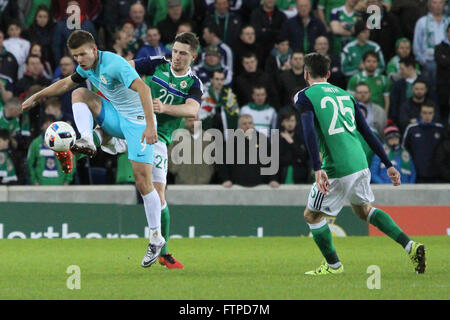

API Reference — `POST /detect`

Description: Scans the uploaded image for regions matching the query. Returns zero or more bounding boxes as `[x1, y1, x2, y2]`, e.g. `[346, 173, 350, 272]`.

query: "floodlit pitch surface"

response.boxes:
[0, 236, 448, 299]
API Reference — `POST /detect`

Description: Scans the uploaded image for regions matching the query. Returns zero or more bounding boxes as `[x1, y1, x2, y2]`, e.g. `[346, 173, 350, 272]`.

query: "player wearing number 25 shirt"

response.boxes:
[296, 53, 426, 276]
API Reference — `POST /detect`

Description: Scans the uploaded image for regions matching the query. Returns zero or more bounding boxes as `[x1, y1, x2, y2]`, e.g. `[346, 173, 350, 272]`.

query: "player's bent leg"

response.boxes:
[304, 208, 343, 275]
[354, 203, 426, 274]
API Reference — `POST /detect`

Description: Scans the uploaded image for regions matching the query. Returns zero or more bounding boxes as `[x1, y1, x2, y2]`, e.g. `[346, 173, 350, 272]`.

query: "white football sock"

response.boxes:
[141, 190, 163, 243]
[72, 102, 94, 141]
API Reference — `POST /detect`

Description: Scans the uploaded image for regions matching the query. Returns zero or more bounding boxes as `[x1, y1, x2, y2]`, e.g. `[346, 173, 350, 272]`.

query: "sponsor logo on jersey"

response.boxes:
[180, 80, 187, 89]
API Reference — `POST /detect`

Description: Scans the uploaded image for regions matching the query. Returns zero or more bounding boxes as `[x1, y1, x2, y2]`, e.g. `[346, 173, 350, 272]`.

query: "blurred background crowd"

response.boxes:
[0, 0, 449, 187]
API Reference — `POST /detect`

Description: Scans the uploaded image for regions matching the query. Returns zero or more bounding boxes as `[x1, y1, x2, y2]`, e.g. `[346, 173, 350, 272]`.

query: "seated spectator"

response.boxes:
[390, 56, 423, 122]
[329, 0, 359, 56]
[434, 24, 450, 126]
[29, 42, 52, 80]
[157, 0, 194, 45]
[218, 114, 278, 188]
[403, 102, 445, 183]
[277, 50, 308, 107]
[0, 98, 21, 138]
[0, 30, 18, 85]
[413, 0, 448, 96]
[120, 20, 141, 56]
[232, 25, 263, 76]
[435, 126, 450, 182]
[265, 35, 292, 75]
[18, 0, 51, 29]
[135, 27, 170, 59]
[199, 70, 239, 133]
[164, 22, 201, 57]
[129, 2, 148, 43]
[233, 52, 279, 108]
[362, 0, 402, 61]
[342, 20, 385, 77]
[240, 85, 277, 137]
[27, 115, 75, 185]
[15, 55, 51, 100]
[276, 0, 298, 18]
[203, 0, 242, 47]
[23, 5, 54, 68]
[357, 104, 381, 164]
[44, 97, 63, 122]
[149, 0, 194, 26]
[193, 45, 233, 87]
[250, 0, 288, 62]
[386, 38, 420, 82]
[112, 30, 134, 60]
[313, 35, 345, 88]
[390, 0, 427, 41]
[279, 0, 327, 53]
[354, 83, 387, 137]
[318, 0, 347, 34]
[3, 20, 30, 79]
[370, 125, 416, 184]
[277, 109, 310, 184]
[0, 129, 18, 184]
[202, 24, 234, 72]
[52, 1, 97, 64]
[168, 116, 216, 184]
[347, 51, 391, 112]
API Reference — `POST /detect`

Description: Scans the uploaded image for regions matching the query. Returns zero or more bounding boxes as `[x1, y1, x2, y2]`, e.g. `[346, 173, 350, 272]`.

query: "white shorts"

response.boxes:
[152, 140, 168, 184]
[307, 168, 375, 216]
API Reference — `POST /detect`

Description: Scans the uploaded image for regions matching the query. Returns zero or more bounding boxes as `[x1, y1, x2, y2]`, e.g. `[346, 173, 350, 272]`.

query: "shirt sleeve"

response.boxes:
[111, 55, 140, 88]
[133, 56, 167, 76]
[186, 76, 204, 104]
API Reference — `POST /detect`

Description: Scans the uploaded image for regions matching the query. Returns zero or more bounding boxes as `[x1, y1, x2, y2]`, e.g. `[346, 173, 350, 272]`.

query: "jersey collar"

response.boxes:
[170, 66, 192, 78]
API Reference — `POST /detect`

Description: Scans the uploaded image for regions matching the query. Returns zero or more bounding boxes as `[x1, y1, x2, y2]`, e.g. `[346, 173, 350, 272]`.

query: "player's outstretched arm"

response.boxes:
[22, 76, 78, 112]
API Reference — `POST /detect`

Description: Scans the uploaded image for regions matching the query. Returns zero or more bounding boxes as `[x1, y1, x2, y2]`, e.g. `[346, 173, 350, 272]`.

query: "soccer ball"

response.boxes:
[44, 121, 76, 152]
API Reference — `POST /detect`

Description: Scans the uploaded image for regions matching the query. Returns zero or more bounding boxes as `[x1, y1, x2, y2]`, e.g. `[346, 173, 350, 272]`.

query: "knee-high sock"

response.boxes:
[368, 208, 412, 251]
[72, 102, 93, 140]
[308, 219, 340, 267]
[141, 190, 163, 243]
[160, 202, 170, 255]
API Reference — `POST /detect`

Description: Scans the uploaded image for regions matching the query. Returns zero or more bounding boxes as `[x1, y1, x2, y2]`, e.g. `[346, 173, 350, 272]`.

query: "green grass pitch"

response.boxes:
[0, 236, 448, 300]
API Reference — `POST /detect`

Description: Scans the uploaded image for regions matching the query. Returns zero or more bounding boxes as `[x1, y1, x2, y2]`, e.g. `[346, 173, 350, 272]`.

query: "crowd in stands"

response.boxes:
[0, 0, 449, 187]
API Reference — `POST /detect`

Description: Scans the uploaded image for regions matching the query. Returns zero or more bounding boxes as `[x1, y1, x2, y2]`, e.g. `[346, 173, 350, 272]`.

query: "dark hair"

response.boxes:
[33, 5, 51, 26]
[362, 51, 379, 62]
[292, 49, 305, 56]
[399, 56, 416, 68]
[67, 30, 96, 50]
[421, 101, 435, 110]
[252, 84, 267, 92]
[26, 54, 41, 64]
[280, 110, 296, 122]
[7, 19, 21, 29]
[240, 24, 255, 35]
[0, 129, 10, 141]
[304, 53, 331, 78]
[242, 52, 257, 61]
[204, 24, 221, 38]
[355, 82, 370, 90]
[212, 69, 225, 77]
[413, 79, 428, 87]
[174, 32, 199, 53]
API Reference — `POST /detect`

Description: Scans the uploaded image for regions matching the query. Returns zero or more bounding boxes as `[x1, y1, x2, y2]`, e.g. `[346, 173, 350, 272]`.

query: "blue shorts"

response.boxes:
[97, 97, 154, 164]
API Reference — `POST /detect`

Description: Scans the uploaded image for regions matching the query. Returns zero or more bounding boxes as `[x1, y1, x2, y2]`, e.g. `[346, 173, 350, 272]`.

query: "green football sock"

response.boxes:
[160, 204, 170, 255]
[369, 208, 411, 248]
[310, 222, 340, 265]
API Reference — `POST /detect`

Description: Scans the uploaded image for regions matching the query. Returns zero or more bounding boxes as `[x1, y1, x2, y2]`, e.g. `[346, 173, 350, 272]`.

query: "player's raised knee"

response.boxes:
[72, 87, 89, 102]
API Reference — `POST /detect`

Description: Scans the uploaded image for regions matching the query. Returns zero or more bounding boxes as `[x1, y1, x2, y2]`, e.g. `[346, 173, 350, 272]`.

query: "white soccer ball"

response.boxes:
[44, 121, 76, 152]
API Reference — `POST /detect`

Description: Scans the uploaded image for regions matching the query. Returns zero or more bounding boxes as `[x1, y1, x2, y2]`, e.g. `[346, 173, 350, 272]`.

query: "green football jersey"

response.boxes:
[136, 56, 204, 146]
[318, 0, 346, 23]
[329, 5, 359, 55]
[347, 71, 391, 109]
[295, 82, 368, 178]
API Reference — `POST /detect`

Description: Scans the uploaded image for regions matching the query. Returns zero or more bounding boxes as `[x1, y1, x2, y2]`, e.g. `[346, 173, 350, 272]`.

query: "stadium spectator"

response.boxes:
[413, 0, 449, 95]
[149, 0, 194, 26]
[157, 0, 194, 45]
[347, 51, 391, 112]
[233, 52, 279, 109]
[43, 97, 63, 122]
[198, 70, 239, 134]
[15, 55, 51, 99]
[23, 5, 54, 68]
[403, 102, 445, 183]
[390, 0, 428, 41]
[389, 56, 423, 123]
[111, 30, 134, 60]
[341, 19, 385, 77]
[386, 38, 420, 82]
[313, 35, 345, 88]
[276, 0, 298, 19]
[193, 45, 233, 87]
[52, 1, 97, 65]
[0, 72, 14, 111]
[240, 85, 277, 138]
[202, 24, 234, 72]
[276, 50, 307, 107]
[264, 35, 292, 75]
[232, 25, 263, 76]
[356, 103, 381, 165]
[362, 0, 402, 61]
[0, 97, 21, 137]
[250, 0, 288, 63]
[27, 115, 75, 185]
[277, 109, 310, 183]
[3, 20, 31, 79]
[370, 125, 416, 184]
[102, 0, 139, 50]
[168, 116, 216, 184]
[280, 0, 327, 53]
[434, 24, 450, 126]
[16, 0, 51, 29]
[329, 0, 359, 56]
[354, 83, 387, 137]
[135, 27, 170, 59]
[0, 30, 18, 85]
[164, 22, 201, 57]
[218, 114, 278, 188]
[120, 20, 141, 56]
[0, 129, 18, 184]
[29, 43, 52, 80]
[435, 126, 450, 182]
[203, 0, 242, 47]
[129, 2, 148, 43]
[318, 0, 346, 33]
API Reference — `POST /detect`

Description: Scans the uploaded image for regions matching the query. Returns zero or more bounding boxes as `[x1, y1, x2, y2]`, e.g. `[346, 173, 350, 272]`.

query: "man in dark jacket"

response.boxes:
[403, 102, 445, 183]
[157, 0, 194, 45]
[203, 0, 242, 47]
[0, 30, 18, 85]
[276, 50, 307, 107]
[279, 0, 327, 52]
[434, 24, 450, 126]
